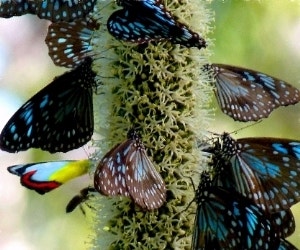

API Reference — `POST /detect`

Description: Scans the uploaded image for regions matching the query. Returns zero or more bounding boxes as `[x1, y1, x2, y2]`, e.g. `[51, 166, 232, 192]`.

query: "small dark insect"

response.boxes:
[66, 186, 96, 214]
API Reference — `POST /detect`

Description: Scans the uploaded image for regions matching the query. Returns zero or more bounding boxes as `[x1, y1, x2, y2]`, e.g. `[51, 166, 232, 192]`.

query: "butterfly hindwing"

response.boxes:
[0, 57, 96, 153]
[7, 160, 90, 194]
[0, 0, 96, 22]
[45, 18, 99, 68]
[0, 0, 31, 18]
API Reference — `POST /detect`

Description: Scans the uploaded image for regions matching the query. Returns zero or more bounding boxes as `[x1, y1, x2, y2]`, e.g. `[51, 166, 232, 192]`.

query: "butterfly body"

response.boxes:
[8, 159, 90, 194]
[0, 0, 96, 22]
[94, 129, 166, 210]
[204, 64, 300, 122]
[0, 57, 96, 153]
[107, 0, 206, 49]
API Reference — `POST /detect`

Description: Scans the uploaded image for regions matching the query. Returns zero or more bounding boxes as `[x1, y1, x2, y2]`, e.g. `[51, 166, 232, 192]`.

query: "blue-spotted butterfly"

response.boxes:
[66, 186, 96, 213]
[7, 159, 90, 194]
[0, 0, 96, 22]
[94, 129, 166, 210]
[204, 132, 300, 213]
[0, 57, 96, 153]
[45, 18, 99, 68]
[107, 0, 206, 49]
[203, 64, 300, 122]
[192, 171, 280, 250]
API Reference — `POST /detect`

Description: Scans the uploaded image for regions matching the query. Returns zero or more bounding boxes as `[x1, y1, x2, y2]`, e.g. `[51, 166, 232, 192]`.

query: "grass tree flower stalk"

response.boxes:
[89, 0, 214, 248]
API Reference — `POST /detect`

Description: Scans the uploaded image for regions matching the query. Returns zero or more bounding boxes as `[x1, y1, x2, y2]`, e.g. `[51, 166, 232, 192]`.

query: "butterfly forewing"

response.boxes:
[213, 133, 300, 213]
[206, 64, 300, 122]
[94, 130, 166, 210]
[0, 0, 96, 22]
[45, 18, 98, 68]
[107, 0, 206, 49]
[0, 57, 96, 153]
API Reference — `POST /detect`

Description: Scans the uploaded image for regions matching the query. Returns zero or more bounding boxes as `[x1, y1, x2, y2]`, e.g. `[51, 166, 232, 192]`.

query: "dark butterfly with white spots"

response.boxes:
[0, 0, 96, 22]
[107, 0, 206, 49]
[45, 18, 99, 68]
[192, 171, 281, 250]
[94, 129, 166, 210]
[204, 132, 300, 213]
[66, 186, 96, 213]
[7, 160, 90, 194]
[203, 64, 300, 122]
[0, 57, 96, 153]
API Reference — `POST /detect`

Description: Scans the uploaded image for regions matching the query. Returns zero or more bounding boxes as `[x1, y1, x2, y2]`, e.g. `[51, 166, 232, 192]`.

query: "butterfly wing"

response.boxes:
[193, 180, 276, 249]
[0, 0, 32, 18]
[218, 134, 300, 212]
[94, 141, 131, 197]
[124, 135, 166, 210]
[8, 159, 90, 194]
[107, 0, 206, 49]
[94, 130, 166, 210]
[45, 19, 98, 68]
[0, 57, 95, 153]
[271, 209, 295, 238]
[0, 0, 96, 21]
[209, 64, 300, 122]
[278, 240, 298, 250]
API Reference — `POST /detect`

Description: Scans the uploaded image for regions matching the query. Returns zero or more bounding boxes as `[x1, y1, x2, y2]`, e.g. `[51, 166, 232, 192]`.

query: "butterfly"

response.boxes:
[107, 0, 206, 49]
[0, 0, 96, 22]
[66, 186, 96, 213]
[7, 159, 90, 194]
[45, 18, 99, 68]
[192, 171, 280, 250]
[0, 57, 96, 153]
[94, 129, 166, 210]
[203, 64, 300, 122]
[204, 132, 300, 213]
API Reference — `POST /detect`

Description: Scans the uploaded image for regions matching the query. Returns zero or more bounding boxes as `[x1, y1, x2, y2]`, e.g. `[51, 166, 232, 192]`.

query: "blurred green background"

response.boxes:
[0, 1, 299, 249]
